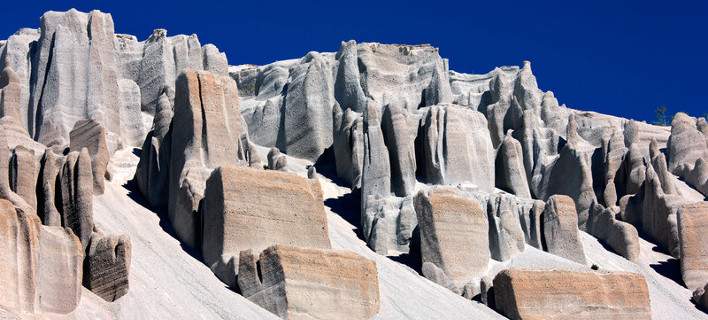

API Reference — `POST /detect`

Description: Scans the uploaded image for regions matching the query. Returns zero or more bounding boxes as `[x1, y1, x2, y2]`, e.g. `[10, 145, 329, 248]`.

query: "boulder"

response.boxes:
[493, 269, 651, 320]
[84, 232, 131, 302]
[238, 245, 380, 320]
[542, 195, 586, 264]
[414, 187, 489, 290]
[267, 147, 287, 171]
[677, 202, 708, 291]
[693, 283, 708, 312]
[201, 166, 330, 286]
[69, 119, 109, 195]
[0, 199, 83, 315]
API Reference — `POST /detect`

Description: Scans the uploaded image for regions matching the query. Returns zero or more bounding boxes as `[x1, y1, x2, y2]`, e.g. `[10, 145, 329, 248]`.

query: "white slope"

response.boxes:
[320, 179, 504, 320]
[580, 232, 707, 320]
[75, 149, 278, 320]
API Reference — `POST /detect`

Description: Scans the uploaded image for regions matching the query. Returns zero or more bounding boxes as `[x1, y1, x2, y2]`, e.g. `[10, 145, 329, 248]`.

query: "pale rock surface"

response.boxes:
[70, 119, 110, 195]
[493, 268, 651, 320]
[85, 231, 132, 302]
[201, 165, 330, 287]
[165, 70, 255, 247]
[586, 202, 640, 261]
[414, 187, 490, 290]
[59, 149, 94, 251]
[677, 202, 708, 291]
[381, 102, 416, 197]
[0, 199, 83, 316]
[362, 195, 417, 255]
[417, 104, 495, 191]
[9, 145, 37, 210]
[495, 133, 531, 198]
[238, 245, 380, 320]
[542, 195, 587, 264]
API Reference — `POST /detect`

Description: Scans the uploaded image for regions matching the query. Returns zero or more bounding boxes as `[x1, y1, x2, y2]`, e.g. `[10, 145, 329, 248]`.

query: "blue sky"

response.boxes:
[2, 1, 706, 122]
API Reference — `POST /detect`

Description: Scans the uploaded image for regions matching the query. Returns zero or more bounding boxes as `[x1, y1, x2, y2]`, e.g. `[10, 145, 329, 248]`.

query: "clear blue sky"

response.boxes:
[2, 1, 706, 122]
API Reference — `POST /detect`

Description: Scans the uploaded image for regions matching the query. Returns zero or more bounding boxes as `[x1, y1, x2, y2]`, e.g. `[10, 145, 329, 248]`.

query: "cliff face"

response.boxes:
[1, 8, 707, 320]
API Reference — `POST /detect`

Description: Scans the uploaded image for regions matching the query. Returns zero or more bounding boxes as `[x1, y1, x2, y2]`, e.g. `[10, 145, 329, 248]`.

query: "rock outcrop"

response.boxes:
[238, 245, 380, 320]
[59, 149, 94, 251]
[201, 166, 330, 287]
[0, 199, 83, 315]
[84, 232, 132, 302]
[542, 195, 586, 264]
[69, 119, 109, 194]
[417, 104, 495, 191]
[414, 187, 489, 292]
[677, 202, 708, 291]
[161, 70, 256, 247]
[493, 269, 651, 320]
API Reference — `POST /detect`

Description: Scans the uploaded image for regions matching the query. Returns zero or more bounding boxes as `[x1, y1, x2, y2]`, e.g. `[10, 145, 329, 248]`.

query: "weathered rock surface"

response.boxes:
[493, 269, 651, 320]
[9, 145, 37, 210]
[70, 119, 110, 195]
[0, 199, 83, 315]
[677, 202, 708, 291]
[414, 187, 489, 290]
[542, 195, 586, 264]
[238, 245, 380, 320]
[495, 133, 531, 199]
[417, 104, 495, 191]
[362, 195, 417, 255]
[201, 166, 330, 286]
[586, 202, 640, 261]
[164, 70, 256, 247]
[84, 231, 131, 302]
[59, 149, 94, 251]
[693, 283, 708, 312]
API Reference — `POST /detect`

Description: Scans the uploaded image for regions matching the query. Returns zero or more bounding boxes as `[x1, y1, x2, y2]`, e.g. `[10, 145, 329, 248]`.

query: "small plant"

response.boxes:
[654, 105, 668, 126]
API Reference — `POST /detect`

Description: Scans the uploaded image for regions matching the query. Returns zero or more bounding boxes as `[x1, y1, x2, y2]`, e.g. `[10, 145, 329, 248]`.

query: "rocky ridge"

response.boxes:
[0, 8, 706, 320]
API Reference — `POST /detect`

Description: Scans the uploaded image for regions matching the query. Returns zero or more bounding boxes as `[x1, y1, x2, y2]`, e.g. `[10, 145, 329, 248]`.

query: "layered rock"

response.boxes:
[586, 202, 640, 261]
[362, 195, 417, 255]
[239, 41, 452, 162]
[162, 70, 256, 247]
[417, 104, 494, 191]
[543, 115, 598, 230]
[668, 113, 708, 196]
[495, 133, 531, 199]
[9, 145, 37, 210]
[69, 119, 109, 194]
[414, 187, 489, 291]
[238, 245, 380, 320]
[29, 10, 121, 148]
[677, 202, 708, 291]
[542, 195, 586, 264]
[84, 232, 132, 302]
[493, 269, 651, 320]
[0, 199, 83, 315]
[201, 166, 330, 287]
[59, 149, 94, 251]
[267, 147, 287, 171]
